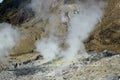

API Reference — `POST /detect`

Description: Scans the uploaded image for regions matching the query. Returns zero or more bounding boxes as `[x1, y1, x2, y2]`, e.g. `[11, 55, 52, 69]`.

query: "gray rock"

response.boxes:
[99, 74, 120, 80]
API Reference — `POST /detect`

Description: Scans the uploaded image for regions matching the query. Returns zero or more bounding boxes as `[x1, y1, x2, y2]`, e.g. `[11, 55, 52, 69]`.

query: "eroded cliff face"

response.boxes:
[85, 0, 120, 53]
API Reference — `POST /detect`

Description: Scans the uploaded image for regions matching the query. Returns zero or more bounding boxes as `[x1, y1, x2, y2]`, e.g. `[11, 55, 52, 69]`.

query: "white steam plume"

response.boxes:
[0, 23, 20, 64]
[30, 0, 51, 14]
[35, 14, 61, 61]
[63, 0, 106, 61]
[29, 0, 54, 21]
[33, 0, 106, 62]
[35, 38, 60, 60]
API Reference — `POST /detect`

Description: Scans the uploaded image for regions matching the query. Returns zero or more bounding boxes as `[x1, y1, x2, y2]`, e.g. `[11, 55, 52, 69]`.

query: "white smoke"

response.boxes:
[29, 0, 54, 21]
[35, 14, 61, 60]
[35, 38, 60, 60]
[0, 23, 20, 64]
[30, 0, 51, 14]
[63, 0, 106, 61]
[33, 0, 106, 62]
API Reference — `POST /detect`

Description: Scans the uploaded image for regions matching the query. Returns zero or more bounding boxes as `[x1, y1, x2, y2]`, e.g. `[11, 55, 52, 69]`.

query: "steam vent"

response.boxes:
[0, 0, 120, 80]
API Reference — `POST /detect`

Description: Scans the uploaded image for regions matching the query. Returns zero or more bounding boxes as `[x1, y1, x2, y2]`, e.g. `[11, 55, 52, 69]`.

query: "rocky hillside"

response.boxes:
[0, 0, 33, 24]
[0, 0, 119, 66]
[85, 0, 120, 53]
[0, 0, 119, 56]
[0, 0, 120, 80]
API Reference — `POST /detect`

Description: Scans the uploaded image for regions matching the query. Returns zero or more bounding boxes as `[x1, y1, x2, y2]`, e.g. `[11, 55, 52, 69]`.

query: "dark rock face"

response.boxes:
[0, 0, 34, 25]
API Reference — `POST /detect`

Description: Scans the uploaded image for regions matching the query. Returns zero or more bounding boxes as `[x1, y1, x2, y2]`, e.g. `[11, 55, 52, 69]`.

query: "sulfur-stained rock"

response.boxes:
[9, 53, 42, 65]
